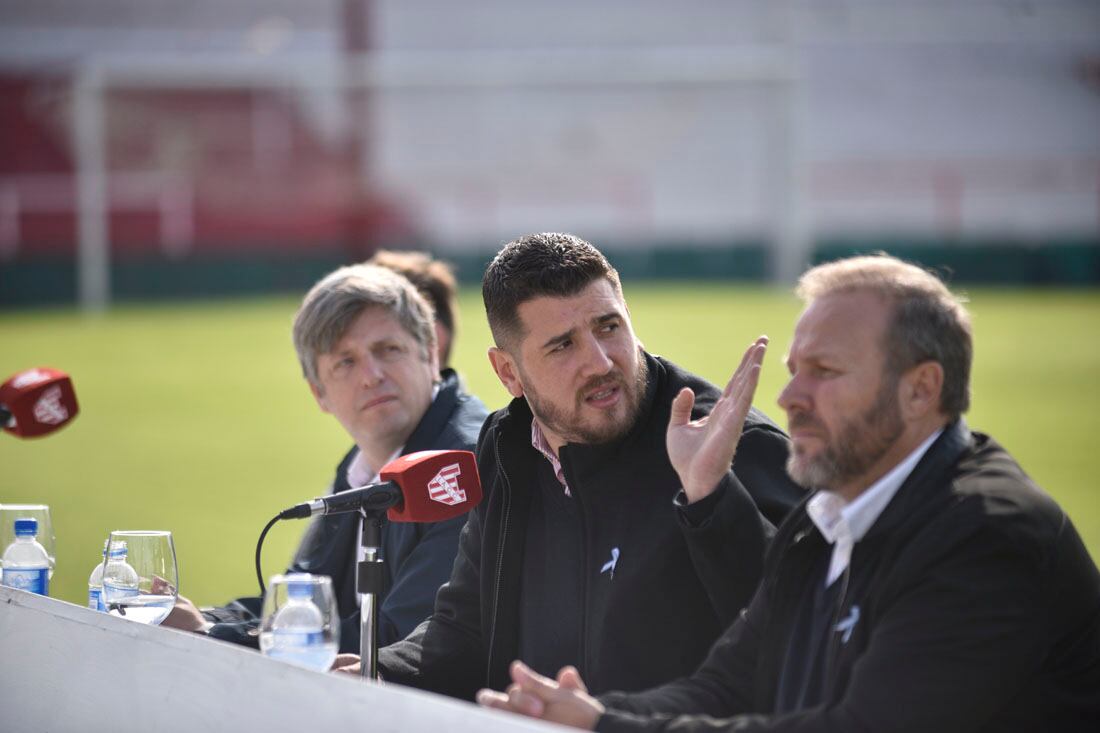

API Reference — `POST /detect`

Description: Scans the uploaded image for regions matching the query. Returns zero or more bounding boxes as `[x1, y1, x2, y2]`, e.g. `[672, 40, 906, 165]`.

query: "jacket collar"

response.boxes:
[781, 420, 972, 549]
[858, 419, 971, 543]
[402, 368, 463, 454]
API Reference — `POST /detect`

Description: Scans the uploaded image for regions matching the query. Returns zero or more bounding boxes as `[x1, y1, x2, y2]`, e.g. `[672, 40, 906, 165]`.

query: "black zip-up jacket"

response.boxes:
[204, 369, 488, 653]
[379, 352, 804, 700]
[597, 420, 1100, 732]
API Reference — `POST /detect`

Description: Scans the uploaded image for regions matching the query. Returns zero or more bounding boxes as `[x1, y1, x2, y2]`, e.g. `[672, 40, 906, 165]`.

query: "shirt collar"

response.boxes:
[530, 419, 571, 496]
[346, 445, 403, 488]
[807, 428, 942, 585]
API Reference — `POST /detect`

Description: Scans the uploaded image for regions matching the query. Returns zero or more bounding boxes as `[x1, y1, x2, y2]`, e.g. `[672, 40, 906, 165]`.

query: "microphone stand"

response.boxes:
[357, 508, 386, 680]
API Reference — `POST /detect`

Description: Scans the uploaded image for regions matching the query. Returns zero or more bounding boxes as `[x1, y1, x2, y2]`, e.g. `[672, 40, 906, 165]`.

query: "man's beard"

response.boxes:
[786, 374, 904, 491]
[523, 351, 648, 446]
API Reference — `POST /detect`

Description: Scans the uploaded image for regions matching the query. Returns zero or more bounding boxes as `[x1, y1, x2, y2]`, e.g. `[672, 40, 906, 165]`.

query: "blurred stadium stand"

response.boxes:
[1, 0, 1098, 307]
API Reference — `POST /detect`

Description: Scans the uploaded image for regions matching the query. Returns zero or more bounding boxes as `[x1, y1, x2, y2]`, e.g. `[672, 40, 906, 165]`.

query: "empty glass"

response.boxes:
[259, 573, 339, 671]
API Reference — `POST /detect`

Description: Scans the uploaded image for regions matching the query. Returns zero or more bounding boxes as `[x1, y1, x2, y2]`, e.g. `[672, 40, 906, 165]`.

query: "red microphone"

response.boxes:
[279, 449, 481, 521]
[382, 449, 481, 522]
[1, 368, 80, 438]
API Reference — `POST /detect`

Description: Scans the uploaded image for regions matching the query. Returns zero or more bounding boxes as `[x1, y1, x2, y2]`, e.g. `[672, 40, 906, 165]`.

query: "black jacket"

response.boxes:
[597, 421, 1100, 732]
[379, 352, 804, 700]
[205, 369, 488, 653]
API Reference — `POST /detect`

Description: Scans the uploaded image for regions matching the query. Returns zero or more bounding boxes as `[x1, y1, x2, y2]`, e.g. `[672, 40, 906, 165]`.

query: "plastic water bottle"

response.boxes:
[87, 540, 111, 611]
[265, 578, 336, 671]
[100, 541, 140, 613]
[1, 518, 51, 596]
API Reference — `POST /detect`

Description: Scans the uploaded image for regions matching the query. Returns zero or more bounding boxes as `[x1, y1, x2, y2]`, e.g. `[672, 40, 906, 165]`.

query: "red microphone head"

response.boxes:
[381, 450, 482, 523]
[1, 368, 80, 438]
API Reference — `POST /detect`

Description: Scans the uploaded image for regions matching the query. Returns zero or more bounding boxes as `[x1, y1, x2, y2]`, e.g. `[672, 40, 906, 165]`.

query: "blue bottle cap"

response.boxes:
[13, 518, 38, 536]
[285, 574, 315, 598]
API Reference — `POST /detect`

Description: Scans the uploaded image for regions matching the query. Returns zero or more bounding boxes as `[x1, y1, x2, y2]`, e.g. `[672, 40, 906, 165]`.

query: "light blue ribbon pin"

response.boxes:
[835, 605, 861, 644]
[600, 547, 620, 579]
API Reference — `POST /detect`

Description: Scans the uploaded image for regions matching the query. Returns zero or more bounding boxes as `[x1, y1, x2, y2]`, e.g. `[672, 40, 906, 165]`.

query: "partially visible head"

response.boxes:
[483, 232, 623, 351]
[368, 249, 459, 367]
[779, 254, 972, 496]
[293, 264, 439, 457]
[483, 233, 644, 452]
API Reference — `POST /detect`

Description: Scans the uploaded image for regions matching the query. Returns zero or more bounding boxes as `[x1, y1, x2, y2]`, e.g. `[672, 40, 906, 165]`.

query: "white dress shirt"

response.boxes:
[806, 429, 943, 587]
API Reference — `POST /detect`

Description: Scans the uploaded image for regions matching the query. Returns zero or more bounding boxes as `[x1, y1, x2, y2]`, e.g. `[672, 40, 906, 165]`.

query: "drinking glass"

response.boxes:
[102, 530, 179, 625]
[0, 504, 56, 578]
[259, 573, 339, 671]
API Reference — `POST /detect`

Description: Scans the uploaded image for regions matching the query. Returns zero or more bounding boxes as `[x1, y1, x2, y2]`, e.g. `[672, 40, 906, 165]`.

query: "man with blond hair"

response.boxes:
[479, 253, 1100, 732]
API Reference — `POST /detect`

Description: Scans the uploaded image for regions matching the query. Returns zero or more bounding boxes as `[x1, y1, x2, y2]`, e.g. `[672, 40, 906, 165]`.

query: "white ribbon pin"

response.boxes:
[835, 605, 861, 644]
[600, 547, 620, 579]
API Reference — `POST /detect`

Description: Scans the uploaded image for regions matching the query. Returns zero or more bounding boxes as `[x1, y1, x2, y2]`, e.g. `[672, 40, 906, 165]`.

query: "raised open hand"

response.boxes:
[666, 336, 768, 503]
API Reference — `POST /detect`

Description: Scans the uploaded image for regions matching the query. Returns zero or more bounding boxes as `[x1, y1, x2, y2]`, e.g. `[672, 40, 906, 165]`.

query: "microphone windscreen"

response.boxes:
[1, 368, 79, 438]
[382, 450, 482, 523]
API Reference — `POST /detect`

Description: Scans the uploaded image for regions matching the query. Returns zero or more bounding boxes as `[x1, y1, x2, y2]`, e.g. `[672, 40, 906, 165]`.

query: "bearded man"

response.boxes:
[337, 233, 804, 698]
[478, 253, 1100, 733]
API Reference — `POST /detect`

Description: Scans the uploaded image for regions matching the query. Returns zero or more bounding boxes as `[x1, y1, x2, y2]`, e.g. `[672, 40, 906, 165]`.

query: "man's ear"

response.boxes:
[427, 343, 441, 380]
[899, 360, 944, 421]
[309, 379, 331, 414]
[488, 347, 524, 398]
[435, 322, 452, 367]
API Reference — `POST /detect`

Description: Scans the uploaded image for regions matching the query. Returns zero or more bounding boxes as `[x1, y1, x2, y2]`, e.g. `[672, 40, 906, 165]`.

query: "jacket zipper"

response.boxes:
[486, 433, 512, 682]
[760, 525, 813, 703]
[570, 462, 590, 685]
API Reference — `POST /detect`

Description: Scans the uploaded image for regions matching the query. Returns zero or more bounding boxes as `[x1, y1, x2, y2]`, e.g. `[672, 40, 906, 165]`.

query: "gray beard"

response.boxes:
[786, 375, 904, 491]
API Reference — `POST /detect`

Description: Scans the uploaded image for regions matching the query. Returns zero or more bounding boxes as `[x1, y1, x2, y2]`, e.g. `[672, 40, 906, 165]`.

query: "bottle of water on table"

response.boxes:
[1, 517, 51, 596]
[264, 576, 336, 671]
[87, 539, 114, 611]
[101, 541, 141, 615]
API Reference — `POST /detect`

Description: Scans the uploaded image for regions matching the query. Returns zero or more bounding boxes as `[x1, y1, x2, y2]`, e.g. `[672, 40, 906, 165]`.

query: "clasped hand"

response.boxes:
[477, 661, 604, 730]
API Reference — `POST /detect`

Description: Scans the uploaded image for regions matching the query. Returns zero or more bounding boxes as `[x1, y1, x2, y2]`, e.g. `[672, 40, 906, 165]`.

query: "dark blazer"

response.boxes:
[596, 420, 1100, 732]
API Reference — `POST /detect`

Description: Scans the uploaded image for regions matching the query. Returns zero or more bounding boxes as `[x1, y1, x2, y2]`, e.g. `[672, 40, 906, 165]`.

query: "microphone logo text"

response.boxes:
[428, 463, 466, 506]
[33, 386, 69, 425]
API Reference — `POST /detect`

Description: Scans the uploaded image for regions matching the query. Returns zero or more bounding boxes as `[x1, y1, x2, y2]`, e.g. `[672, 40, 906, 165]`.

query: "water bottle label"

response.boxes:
[89, 587, 104, 611]
[273, 629, 325, 647]
[102, 582, 141, 602]
[2, 567, 49, 595]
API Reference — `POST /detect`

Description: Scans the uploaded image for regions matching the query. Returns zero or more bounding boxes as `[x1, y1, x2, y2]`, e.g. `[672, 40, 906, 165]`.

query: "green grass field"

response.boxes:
[2, 283, 1098, 607]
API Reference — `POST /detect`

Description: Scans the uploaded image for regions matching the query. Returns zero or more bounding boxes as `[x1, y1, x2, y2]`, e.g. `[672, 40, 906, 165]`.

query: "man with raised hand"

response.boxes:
[350, 233, 803, 698]
[477, 253, 1100, 732]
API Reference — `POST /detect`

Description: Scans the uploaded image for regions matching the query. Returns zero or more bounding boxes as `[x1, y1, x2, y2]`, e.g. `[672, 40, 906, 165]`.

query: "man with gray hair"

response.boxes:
[478, 253, 1100, 732]
[165, 263, 488, 653]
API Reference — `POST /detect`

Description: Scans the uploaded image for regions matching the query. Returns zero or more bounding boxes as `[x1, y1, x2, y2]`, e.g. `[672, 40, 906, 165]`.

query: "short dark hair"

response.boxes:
[797, 254, 973, 419]
[368, 249, 459, 363]
[482, 233, 622, 348]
